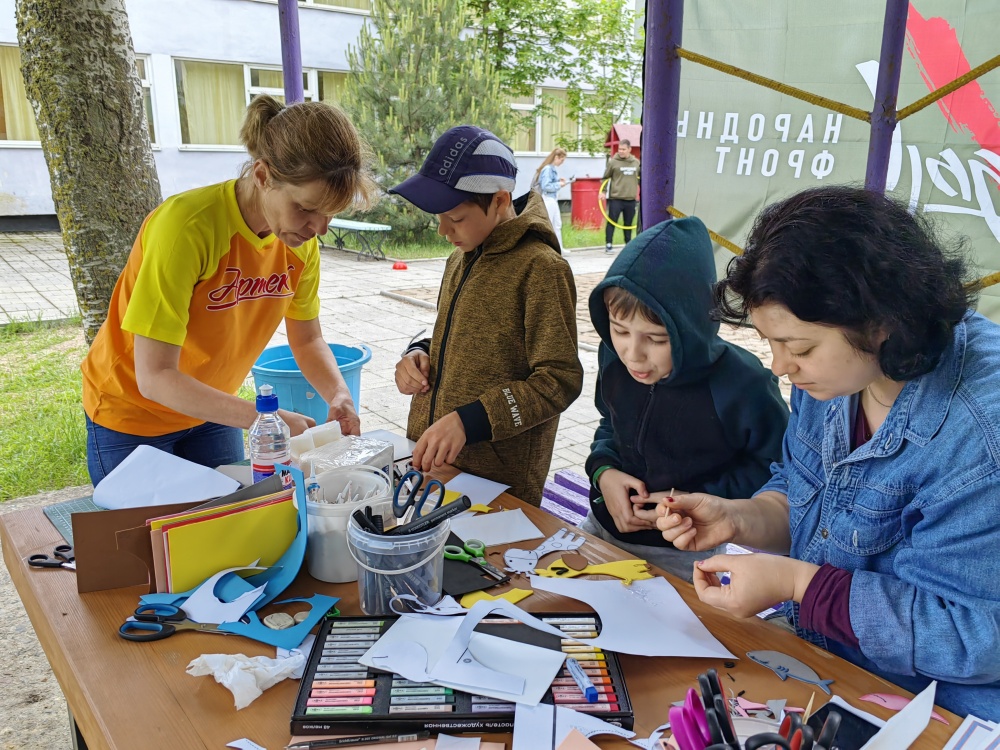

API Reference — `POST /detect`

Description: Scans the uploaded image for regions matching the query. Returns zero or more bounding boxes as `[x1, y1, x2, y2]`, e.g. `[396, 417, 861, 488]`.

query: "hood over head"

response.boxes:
[589, 216, 724, 384]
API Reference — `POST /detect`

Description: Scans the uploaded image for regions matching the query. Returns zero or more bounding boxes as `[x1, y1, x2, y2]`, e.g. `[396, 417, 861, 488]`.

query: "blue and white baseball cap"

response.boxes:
[389, 125, 518, 214]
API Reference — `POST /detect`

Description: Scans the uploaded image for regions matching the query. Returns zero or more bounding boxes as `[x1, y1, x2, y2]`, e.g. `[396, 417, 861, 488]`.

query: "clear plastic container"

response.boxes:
[249, 384, 291, 483]
[347, 515, 450, 615]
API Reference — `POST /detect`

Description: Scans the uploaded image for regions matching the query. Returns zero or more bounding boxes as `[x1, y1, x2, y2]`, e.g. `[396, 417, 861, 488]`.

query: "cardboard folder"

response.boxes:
[74, 475, 287, 594]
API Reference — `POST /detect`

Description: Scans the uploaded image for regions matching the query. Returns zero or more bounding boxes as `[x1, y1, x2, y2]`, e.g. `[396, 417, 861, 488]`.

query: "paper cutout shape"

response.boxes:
[468, 504, 494, 514]
[181, 562, 267, 623]
[859, 693, 950, 725]
[450, 508, 544, 547]
[529, 576, 734, 658]
[444, 472, 509, 505]
[556, 729, 602, 750]
[220, 594, 339, 650]
[93, 444, 239, 509]
[504, 529, 586, 574]
[460, 589, 533, 608]
[860, 681, 937, 750]
[746, 650, 834, 694]
[534, 557, 654, 586]
[360, 599, 567, 705]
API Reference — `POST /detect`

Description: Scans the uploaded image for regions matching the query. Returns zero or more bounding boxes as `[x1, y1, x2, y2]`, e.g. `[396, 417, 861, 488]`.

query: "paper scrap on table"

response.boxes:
[93, 444, 239, 509]
[277, 633, 316, 680]
[628, 723, 672, 750]
[360, 599, 566, 705]
[557, 729, 602, 749]
[437, 735, 482, 749]
[188, 652, 305, 709]
[227, 740, 266, 750]
[861, 680, 936, 750]
[513, 701, 636, 749]
[528, 575, 735, 659]
[449, 507, 544, 546]
[180, 562, 267, 624]
[445, 472, 509, 506]
[942, 712, 999, 750]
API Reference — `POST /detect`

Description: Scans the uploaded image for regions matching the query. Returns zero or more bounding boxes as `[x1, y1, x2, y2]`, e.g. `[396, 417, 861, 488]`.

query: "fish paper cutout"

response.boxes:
[860, 692, 950, 725]
[746, 650, 834, 694]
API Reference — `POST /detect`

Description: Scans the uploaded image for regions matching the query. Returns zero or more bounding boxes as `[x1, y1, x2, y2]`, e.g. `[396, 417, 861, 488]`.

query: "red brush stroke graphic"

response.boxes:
[905, 4, 1000, 151]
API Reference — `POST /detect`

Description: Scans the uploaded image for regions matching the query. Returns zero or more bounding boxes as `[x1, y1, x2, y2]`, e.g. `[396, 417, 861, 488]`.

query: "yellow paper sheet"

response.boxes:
[149, 489, 292, 531]
[164, 495, 297, 592]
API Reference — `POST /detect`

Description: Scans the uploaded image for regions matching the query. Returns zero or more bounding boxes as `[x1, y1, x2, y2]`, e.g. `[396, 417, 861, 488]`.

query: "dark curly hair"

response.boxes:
[714, 186, 979, 380]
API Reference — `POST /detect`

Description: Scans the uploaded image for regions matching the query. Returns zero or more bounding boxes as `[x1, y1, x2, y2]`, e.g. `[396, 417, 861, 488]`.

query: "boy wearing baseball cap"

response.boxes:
[390, 125, 583, 504]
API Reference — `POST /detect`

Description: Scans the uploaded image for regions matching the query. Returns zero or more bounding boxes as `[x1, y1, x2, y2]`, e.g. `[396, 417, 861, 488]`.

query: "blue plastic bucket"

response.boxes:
[251, 343, 372, 423]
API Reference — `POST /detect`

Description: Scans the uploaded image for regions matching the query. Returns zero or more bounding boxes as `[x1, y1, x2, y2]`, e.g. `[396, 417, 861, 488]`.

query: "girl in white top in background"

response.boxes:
[533, 147, 568, 251]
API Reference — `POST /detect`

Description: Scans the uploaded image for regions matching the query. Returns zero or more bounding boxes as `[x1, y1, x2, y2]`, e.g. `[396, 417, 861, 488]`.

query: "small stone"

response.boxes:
[293, 611, 309, 624]
[263, 612, 296, 630]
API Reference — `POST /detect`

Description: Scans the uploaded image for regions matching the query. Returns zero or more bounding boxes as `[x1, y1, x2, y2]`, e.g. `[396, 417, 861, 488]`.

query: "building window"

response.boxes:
[509, 87, 592, 155]
[0, 45, 40, 142]
[508, 93, 537, 153]
[307, 0, 371, 11]
[176, 59, 349, 146]
[539, 87, 572, 153]
[135, 56, 157, 145]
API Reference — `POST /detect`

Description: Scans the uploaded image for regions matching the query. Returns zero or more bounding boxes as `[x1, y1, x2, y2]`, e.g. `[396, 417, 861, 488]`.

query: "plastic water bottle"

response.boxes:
[249, 384, 291, 483]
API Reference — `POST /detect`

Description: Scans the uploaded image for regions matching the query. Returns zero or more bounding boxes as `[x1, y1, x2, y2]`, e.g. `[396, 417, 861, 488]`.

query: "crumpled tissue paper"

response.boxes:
[187, 651, 305, 709]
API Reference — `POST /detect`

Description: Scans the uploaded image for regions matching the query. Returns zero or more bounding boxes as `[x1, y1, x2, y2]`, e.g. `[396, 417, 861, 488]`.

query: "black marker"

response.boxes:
[385, 494, 471, 536]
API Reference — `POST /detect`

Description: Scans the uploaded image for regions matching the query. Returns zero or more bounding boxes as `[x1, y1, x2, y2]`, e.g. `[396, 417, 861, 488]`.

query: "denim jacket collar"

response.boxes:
[827, 315, 967, 463]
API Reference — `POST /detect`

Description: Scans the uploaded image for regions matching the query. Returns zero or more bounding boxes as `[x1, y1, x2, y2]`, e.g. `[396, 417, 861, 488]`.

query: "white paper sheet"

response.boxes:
[449, 508, 544, 546]
[861, 681, 937, 750]
[512, 702, 637, 749]
[528, 576, 735, 659]
[93, 445, 240, 509]
[942, 713, 999, 750]
[445, 472, 510, 505]
[359, 600, 566, 705]
[226, 739, 266, 750]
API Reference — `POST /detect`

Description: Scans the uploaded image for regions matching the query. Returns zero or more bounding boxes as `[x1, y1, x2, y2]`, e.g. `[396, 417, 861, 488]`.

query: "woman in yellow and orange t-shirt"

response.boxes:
[81, 95, 379, 485]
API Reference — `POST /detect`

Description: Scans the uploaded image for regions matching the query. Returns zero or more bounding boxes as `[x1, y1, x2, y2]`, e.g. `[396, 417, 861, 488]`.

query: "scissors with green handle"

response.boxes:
[443, 538, 509, 582]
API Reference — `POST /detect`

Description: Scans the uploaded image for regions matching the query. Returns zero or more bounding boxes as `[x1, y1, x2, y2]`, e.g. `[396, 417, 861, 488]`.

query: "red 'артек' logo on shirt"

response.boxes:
[206, 265, 294, 311]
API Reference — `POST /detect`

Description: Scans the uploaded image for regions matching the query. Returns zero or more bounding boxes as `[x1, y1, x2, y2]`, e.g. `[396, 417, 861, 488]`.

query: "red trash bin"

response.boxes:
[570, 177, 603, 229]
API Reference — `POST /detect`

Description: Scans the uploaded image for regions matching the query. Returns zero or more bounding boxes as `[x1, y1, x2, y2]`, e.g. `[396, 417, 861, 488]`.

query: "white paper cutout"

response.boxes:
[504, 528, 587, 574]
[513, 702, 636, 749]
[181, 562, 267, 624]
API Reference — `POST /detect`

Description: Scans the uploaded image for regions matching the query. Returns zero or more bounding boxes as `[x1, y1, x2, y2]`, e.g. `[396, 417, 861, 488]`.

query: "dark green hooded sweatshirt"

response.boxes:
[585, 216, 789, 545]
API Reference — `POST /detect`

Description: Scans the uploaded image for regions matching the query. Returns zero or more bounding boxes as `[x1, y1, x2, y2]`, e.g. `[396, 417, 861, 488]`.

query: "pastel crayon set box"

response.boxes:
[290, 613, 634, 735]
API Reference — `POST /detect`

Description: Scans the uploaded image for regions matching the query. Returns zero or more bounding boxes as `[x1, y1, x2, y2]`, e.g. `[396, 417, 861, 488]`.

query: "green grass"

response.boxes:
[0, 318, 89, 501]
[322, 216, 607, 261]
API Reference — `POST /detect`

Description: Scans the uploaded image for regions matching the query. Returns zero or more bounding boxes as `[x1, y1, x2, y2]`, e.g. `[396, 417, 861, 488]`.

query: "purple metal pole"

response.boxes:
[865, 0, 909, 193]
[641, 0, 684, 227]
[278, 0, 305, 104]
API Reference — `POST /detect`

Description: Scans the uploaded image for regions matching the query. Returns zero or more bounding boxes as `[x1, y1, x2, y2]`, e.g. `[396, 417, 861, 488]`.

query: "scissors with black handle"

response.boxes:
[118, 603, 233, 642]
[28, 544, 75, 570]
[393, 469, 446, 520]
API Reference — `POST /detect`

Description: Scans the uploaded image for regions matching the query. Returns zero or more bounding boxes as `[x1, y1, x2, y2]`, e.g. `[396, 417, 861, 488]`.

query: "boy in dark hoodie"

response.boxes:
[389, 125, 584, 504]
[581, 217, 789, 580]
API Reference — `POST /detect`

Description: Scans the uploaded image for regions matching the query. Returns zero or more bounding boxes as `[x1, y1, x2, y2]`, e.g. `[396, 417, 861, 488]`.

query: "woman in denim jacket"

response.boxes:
[532, 147, 568, 251]
[654, 186, 1000, 720]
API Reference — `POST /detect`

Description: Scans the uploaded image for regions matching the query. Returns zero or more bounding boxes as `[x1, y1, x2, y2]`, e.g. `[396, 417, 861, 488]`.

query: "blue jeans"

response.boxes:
[85, 414, 245, 486]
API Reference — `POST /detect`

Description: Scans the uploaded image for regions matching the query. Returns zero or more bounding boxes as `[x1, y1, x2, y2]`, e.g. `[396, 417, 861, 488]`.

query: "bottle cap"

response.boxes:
[255, 384, 280, 413]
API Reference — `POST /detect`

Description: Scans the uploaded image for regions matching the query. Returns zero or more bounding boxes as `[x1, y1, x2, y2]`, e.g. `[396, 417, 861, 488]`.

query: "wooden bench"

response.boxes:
[320, 217, 392, 261]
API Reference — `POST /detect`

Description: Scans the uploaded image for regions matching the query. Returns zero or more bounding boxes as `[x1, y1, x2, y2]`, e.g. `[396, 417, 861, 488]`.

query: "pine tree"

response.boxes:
[343, 0, 514, 243]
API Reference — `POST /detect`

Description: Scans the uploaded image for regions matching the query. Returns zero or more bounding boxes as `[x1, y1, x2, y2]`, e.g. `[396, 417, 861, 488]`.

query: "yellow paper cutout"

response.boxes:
[467, 503, 494, 514]
[164, 495, 298, 592]
[440, 489, 463, 506]
[460, 588, 534, 609]
[534, 557, 654, 586]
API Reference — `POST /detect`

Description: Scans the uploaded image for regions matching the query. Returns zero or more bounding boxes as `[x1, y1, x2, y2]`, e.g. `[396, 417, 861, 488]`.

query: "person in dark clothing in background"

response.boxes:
[581, 216, 789, 581]
[602, 139, 640, 253]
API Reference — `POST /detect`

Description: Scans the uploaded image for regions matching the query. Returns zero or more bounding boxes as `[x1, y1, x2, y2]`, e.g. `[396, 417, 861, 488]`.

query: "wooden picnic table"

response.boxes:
[321, 218, 392, 261]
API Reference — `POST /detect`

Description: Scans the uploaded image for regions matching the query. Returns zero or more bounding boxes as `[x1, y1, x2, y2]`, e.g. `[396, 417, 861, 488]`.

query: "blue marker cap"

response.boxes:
[564, 656, 599, 703]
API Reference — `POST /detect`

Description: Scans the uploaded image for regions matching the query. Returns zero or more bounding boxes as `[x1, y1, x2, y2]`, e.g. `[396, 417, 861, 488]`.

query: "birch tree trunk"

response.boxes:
[16, 0, 161, 343]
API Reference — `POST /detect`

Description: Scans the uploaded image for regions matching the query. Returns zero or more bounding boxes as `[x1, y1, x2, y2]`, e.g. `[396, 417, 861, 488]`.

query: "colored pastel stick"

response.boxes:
[305, 706, 374, 715]
[307, 697, 374, 707]
[310, 688, 377, 697]
[312, 680, 376, 688]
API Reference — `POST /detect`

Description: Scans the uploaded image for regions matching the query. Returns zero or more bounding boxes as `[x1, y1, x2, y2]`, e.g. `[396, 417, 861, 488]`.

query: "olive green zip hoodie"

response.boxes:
[406, 191, 584, 504]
